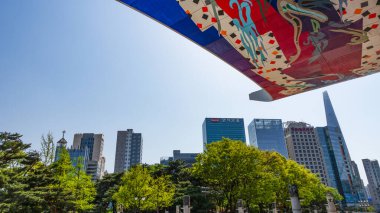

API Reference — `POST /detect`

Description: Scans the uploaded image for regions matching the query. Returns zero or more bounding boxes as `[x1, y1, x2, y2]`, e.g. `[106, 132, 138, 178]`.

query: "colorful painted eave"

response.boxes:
[117, 0, 380, 101]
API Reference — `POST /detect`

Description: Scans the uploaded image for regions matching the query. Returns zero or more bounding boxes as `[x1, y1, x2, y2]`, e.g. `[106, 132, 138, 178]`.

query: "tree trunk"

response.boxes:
[259, 203, 264, 213]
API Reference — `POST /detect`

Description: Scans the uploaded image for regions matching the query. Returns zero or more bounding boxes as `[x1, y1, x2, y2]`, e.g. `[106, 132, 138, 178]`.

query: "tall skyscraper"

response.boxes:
[202, 118, 246, 150]
[284, 121, 327, 184]
[114, 129, 143, 173]
[248, 119, 288, 157]
[316, 91, 356, 205]
[362, 159, 380, 211]
[351, 161, 368, 202]
[73, 133, 105, 180]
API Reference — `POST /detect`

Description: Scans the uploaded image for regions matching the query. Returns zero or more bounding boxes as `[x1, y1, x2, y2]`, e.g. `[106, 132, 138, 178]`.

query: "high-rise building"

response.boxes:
[67, 147, 89, 172]
[73, 133, 105, 180]
[316, 91, 356, 205]
[160, 150, 199, 166]
[351, 161, 368, 202]
[362, 159, 380, 211]
[114, 129, 143, 173]
[248, 119, 288, 157]
[284, 121, 328, 185]
[202, 118, 246, 150]
[54, 131, 92, 174]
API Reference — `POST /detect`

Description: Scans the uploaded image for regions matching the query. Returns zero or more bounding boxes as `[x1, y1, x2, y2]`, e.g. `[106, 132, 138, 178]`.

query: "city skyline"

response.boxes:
[0, 0, 379, 186]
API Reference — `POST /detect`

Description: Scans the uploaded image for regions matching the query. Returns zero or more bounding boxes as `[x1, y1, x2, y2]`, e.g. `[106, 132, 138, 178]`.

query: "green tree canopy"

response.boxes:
[192, 138, 341, 212]
[113, 164, 175, 212]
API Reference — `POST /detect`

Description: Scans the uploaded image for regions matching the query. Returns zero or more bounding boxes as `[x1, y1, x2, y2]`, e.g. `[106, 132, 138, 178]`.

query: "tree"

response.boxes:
[148, 161, 215, 212]
[0, 132, 51, 212]
[46, 148, 95, 212]
[113, 165, 154, 212]
[192, 138, 263, 212]
[113, 165, 175, 212]
[40, 131, 55, 165]
[192, 138, 338, 212]
[150, 175, 175, 213]
[94, 172, 124, 213]
[71, 157, 96, 211]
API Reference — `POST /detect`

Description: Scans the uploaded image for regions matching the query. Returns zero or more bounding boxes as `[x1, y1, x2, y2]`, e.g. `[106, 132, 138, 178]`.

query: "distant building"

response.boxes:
[160, 157, 174, 166]
[284, 121, 328, 185]
[55, 131, 68, 162]
[351, 161, 368, 202]
[160, 150, 199, 166]
[316, 91, 356, 205]
[362, 159, 380, 211]
[73, 133, 105, 180]
[248, 119, 288, 157]
[114, 129, 143, 173]
[202, 118, 246, 150]
[67, 147, 89, 172]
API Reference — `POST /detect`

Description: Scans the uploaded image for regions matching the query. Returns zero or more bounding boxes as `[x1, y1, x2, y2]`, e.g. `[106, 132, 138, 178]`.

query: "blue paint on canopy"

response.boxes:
[121, 0, 222, 46]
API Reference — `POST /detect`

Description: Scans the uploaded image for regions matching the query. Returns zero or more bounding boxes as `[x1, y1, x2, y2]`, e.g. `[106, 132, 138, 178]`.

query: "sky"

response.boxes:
[0, 0, 379, 184]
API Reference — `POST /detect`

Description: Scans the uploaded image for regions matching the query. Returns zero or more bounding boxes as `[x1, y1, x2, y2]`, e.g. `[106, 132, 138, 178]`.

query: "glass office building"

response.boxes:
[73, 133, 105, 180]
[316, 127, 338, 189]
[202, 118, 246, 150]
[248, 119, 288, 157]
[68, 147, 89, 172]
[351, 161, 368, 202]
[316, 92, 357, 205]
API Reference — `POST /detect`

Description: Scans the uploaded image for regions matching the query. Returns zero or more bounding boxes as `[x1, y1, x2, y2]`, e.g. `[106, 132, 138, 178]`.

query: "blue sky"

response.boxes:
[0, 0, 379, 183]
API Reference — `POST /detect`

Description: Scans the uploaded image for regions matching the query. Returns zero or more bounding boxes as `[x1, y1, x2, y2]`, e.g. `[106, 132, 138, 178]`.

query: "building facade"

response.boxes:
[362, 159, 380, 211]
[202, 118, 246, 150]
[160, 150, 199, 166]
[114, 129, 143, 173]
[248, 119, 288, 157]
[73, 133, 105, 180]
[284, 121, 328, 185]
[316, 91, 356, 205]
[67, 147, 89, 172]
[351, 161, 368, 202]
[55, 133, 68, 162]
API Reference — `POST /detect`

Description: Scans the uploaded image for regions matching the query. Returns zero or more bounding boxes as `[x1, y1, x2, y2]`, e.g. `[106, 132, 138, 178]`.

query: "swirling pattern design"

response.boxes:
[230, 0, 267, 66]
[277, 0, 328, 63]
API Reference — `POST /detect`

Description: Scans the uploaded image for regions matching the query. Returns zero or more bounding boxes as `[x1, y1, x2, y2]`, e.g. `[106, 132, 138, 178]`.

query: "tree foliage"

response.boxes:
[192, 138, 342, 212]
[40, 131, 55, 165]
[0, 132, 95, 212]
[94, 172, 124, 212]
[0, 133, 345, 212]
[113, 165, 175, 212]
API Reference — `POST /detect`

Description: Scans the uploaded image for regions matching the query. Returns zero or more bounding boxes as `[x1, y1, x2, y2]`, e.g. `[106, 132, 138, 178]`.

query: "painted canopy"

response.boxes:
[118, 0, 380, 101]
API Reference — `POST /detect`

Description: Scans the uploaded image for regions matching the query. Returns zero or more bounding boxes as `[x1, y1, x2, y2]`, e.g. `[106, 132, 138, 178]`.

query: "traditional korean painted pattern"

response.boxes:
[118, 0, 380, 101]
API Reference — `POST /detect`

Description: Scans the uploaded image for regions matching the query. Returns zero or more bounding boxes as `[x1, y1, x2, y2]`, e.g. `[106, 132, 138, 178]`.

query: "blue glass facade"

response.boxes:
[317, 92, 356, 205]
[316, 127, 338, 189]
[68, 147, 89, 172]
[79, 133, 95, 160]
[248, 119, 288, 157]
[202, 118, 246, 149]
